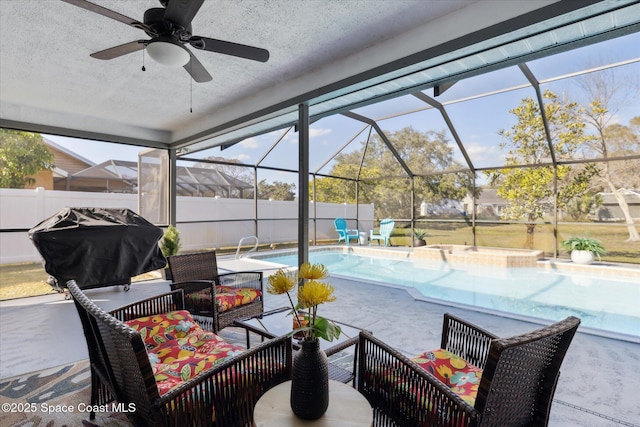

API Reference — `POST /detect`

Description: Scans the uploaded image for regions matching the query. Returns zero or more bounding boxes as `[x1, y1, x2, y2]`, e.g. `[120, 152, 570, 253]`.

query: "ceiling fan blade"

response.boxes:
[90, 41, 147, 60]
[164, 0, 205, 29]
[189, 36, 270, 62]
[184, 52, 212, 83]
[60, 0, 155, 34]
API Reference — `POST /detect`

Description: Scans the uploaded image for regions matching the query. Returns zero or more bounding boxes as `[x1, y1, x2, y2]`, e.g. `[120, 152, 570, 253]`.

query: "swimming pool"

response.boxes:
[251, 248, 640, 341]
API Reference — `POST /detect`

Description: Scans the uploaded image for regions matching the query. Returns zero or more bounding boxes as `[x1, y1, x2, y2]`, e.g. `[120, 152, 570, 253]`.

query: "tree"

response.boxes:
[258, 180, 296, 200]
[0, 129, 54, 188]
[486, 91, 596, 249]
[576, 66, 640, 241]
[196, 156, 253, 179]
[314, 126, 470, 219]
[195, 156, 255, 198]
[565, 192, 602, 221]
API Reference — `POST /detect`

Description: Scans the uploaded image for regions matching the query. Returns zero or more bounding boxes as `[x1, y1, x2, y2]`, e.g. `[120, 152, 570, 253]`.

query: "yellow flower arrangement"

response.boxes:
[267, 262, 341, 341]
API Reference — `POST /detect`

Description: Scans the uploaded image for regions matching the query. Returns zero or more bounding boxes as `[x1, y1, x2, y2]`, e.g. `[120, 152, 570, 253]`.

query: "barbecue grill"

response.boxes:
[29, 207, 166, 297]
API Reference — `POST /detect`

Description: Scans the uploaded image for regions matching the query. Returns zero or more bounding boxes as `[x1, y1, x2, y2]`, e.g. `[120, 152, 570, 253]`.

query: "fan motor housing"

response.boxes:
[143, 7, 192, 40]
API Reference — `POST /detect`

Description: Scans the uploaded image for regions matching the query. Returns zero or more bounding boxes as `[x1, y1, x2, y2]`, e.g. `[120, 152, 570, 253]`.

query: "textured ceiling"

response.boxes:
[0, 0, 560, 149]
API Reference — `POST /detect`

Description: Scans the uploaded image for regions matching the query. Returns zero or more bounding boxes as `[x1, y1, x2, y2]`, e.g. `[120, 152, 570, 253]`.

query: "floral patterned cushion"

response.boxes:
[361, 349, 482, 426]
[125, 310, 246, 396]
[411, 348, 482, 405]
[149, 332, 245, 395]
[125, 310, 202, 350]
[185, 286, 262, 312]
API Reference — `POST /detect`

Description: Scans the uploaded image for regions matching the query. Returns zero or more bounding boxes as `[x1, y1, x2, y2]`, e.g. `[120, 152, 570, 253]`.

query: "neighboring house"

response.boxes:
[419, 190, 508, 219]
[462, 188, 640, 221]
[592, 190, 640, 221]
[64, 159, 137, 193]
[24, 137, 95, 190]
[462, 188, 508, 219]
[420, 199, 465, 217]
[29, 138, 253, 197]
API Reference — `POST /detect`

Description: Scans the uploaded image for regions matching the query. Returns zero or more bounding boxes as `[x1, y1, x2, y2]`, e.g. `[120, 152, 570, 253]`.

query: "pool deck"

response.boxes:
[1, 250, 639, 426]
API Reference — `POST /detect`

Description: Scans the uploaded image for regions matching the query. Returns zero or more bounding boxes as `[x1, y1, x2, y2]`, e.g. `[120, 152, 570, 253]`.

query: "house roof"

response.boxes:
[69, 159, 253, 195]
[42, 137, 96, 168]
[476, 188, 506, 206]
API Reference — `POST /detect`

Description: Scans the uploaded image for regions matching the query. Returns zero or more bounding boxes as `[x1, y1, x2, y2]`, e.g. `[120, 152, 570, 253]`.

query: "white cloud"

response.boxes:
[239, 137, 259, 149]
[283, 127, 333, 144]
[310, 128, 332, 138]
[456, 142, 505, 166]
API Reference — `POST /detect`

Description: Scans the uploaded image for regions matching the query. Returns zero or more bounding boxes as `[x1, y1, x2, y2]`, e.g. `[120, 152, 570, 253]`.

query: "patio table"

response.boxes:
[253, 380, 373, 426]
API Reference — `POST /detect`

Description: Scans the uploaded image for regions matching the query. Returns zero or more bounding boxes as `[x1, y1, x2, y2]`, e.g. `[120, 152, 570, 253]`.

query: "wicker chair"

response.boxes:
[67, 280, 292, 427]
[357, 313, 580, 427]
[167, 251, 264, 332]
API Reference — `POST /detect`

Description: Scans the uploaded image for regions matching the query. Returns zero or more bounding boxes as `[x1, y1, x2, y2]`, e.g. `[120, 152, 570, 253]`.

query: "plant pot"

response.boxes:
[571, 250, 594, 265]
[290, 338, 329, 420]
[413, 239, 426, 247]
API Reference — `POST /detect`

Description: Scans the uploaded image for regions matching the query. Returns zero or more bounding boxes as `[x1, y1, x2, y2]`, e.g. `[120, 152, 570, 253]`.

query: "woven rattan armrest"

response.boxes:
[155, 334, 292, 427]
[108, 290, 185, 322]
[170, 280, 214, 293]
[170, 278, 265, 332]
[217, 271, 263, 290]
[169, 280, 216, 316]
[357, 331, 479, 427]
[440, 312, 498, 369]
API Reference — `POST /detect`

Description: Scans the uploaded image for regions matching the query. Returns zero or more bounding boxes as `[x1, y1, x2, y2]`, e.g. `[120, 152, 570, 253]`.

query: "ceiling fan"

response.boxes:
[61, 0, 270, 82]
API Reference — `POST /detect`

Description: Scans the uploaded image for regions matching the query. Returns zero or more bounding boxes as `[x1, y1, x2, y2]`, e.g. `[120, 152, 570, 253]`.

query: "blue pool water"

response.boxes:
[254, 250, 640, 340]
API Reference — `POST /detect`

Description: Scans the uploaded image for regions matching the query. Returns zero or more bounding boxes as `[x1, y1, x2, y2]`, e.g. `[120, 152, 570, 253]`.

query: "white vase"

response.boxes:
[571, 250, 594, 265]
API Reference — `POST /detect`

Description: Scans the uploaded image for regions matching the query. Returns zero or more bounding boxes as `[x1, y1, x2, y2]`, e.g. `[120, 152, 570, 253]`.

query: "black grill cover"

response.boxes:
[29, 207, 166, 288]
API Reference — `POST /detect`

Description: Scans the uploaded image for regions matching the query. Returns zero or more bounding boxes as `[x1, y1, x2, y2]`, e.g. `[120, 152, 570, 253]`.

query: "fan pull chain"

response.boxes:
[142, 49, 146, 72]
[190, 63, 193, 113]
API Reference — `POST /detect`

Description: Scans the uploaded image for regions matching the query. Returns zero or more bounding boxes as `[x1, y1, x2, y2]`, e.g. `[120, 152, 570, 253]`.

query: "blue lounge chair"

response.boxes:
[334, 218, 360, 246]
[370, 218, 394, 246]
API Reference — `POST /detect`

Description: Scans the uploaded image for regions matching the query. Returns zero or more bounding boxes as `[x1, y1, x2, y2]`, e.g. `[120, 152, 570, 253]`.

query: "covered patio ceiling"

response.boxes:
[2, 0, 638, 155]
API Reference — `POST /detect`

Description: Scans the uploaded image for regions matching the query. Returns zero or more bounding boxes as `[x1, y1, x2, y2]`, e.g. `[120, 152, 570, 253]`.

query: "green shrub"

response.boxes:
[413, 229, 427, 240]
[160, 225, 181, 257]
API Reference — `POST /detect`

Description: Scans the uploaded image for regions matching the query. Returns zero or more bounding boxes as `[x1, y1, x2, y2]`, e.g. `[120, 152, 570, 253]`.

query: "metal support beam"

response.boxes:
[472, 173, 477, 246]
[314, 124, 369, 174]
[311, 174, 317, 245]
[169, 149, 177, 226]
[253, 165, 259, 238]
[553, 168, 558, 259]
[298, 104, 310, 267]
[519, 62, 558, 255]
[411, 177, 415, 238]
[412, 91, 476, 173]
[341, 111, 413, 178]
[518, 63, 557, 166]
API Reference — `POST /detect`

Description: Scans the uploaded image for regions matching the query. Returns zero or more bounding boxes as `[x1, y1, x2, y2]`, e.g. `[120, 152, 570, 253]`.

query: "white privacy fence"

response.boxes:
[0, 188, 374, 264]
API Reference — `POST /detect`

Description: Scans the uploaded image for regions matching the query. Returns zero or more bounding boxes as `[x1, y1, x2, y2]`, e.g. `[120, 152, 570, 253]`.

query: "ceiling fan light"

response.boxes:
[147, 40, 190, 67]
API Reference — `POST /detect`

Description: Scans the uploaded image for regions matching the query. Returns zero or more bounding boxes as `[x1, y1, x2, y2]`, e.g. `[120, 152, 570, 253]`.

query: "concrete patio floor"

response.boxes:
[1, 259, 638, 426]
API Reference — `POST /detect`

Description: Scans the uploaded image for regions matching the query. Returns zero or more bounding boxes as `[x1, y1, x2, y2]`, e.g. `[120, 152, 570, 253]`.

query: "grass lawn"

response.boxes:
[0, 263, 162, 301]
[0, 243, 277, 301]
[391, 221, 639, 264]
[0, 263, 55, 300]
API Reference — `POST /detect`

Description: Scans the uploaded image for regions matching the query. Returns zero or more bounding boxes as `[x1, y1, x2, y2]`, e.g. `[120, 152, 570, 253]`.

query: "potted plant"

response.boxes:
[159, 225, 181, 279]
[560, 236, 605, 265]
[413, 229, 427, 247]
[266, 263, 340, 419]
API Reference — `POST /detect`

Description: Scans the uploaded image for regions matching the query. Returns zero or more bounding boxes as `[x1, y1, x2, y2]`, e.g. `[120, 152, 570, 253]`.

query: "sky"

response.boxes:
[45, 32, 640, 188]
